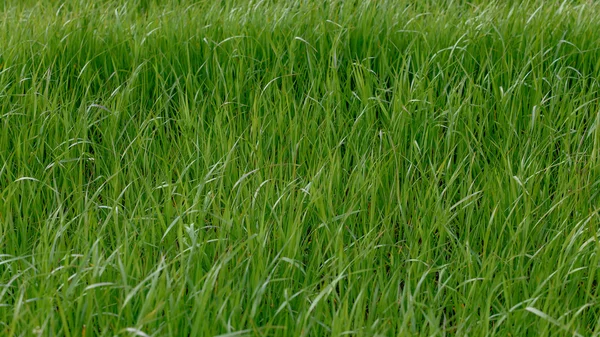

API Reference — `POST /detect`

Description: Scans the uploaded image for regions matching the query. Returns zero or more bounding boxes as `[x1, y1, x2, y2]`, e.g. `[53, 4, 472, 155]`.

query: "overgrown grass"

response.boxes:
[1, 0, 600, 336]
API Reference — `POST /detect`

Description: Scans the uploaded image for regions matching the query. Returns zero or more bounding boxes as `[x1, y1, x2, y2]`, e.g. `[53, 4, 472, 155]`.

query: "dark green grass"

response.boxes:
[1, 1, 600, 336]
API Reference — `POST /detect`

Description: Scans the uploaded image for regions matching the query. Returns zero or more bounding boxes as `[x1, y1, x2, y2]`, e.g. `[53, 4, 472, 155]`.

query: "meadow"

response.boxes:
[1, 0, 600, 336]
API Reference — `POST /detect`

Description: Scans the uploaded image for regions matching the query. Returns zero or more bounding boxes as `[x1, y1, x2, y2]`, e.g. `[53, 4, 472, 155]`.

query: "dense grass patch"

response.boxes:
[1, 0, 600, 336]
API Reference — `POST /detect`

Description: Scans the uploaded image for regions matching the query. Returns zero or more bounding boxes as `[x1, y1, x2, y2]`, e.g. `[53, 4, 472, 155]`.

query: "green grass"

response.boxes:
[1, 0, 600, 335]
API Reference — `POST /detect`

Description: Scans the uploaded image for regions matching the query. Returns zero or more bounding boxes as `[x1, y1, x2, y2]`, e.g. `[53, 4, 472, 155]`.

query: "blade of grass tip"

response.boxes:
[123, 328, 151, 337]
[525, 307, 583, 337]
[83, 282, 115, 291]
[13, 176, 39, 182]
[87, 103, 111, 113]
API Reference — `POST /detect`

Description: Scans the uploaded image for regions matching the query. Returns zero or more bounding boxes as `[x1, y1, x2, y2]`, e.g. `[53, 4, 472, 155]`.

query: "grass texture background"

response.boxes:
[1, 0, 600, 336]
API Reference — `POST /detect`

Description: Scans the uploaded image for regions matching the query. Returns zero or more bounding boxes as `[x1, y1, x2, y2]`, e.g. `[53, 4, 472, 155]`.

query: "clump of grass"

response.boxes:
[1, 0, 600, 336]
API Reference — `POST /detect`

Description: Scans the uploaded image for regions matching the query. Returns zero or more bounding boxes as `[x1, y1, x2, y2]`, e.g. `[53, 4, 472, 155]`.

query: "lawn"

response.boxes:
[1, 0, 600, 336]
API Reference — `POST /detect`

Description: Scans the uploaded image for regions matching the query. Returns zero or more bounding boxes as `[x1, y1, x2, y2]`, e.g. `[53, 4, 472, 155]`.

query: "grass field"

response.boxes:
[1, 0, 600, 336]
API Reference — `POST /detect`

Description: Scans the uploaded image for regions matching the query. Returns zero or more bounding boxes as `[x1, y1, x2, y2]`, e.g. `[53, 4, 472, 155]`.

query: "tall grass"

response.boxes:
[1, 0, 600, 336]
